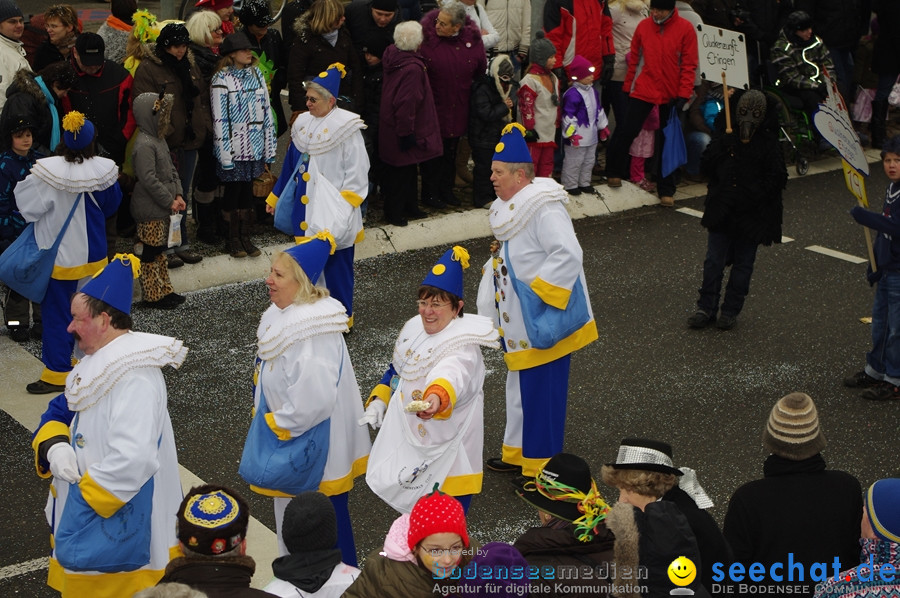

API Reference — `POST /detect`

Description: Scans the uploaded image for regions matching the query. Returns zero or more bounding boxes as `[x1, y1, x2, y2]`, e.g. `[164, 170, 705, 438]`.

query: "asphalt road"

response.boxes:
[2, 159, 899, 596]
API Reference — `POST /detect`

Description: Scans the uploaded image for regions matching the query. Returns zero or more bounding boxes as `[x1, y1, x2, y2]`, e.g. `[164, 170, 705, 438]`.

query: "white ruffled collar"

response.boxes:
[488, 177, 569, 241]
[257, 297, 349, 360]
[66, 332, 188, 411]
[392, 314, 499, 380]
[30, 156, 119, 194]
[291, 108, 366, 157]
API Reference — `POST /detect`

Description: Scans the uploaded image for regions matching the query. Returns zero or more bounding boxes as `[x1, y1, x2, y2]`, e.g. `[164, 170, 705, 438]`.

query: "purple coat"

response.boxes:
[418, 9, 487, 139]
[379, 44, 443, 167]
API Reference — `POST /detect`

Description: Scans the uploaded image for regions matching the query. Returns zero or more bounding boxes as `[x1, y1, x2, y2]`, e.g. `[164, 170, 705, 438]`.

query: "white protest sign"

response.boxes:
[813, 70, 869, 175]
[696, 25, 750, 90]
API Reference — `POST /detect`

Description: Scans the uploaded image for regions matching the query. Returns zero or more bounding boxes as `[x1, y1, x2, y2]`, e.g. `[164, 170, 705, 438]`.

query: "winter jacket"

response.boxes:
[872, 0, 900, 75]
[132, 47, 210, 151]
[343, 548, 472, 598]
[469, 63, 518, 149]
[34, 38, 73, 72]
[609, 0, 648, 83]
[240, 28, 289, 136]
[852, 182, 900, 273]
[0, 69, 59, 155]
[210, 64, 277, 170]
[0, 149, 37, 252]
[189, 43, 220, 86]
[795, 0, 868, 52]
[513, 522, 616, 598]
[813, 539, 900, 598]
[418, 8, 487, 139]
[378, 44, 442, 167]
[130, 92, 182, 223]
[624, 8, 699, 105]
[692, 0, 734, 29]
[96, 15, 132, 64]
[732, 0, 794, 62]
[769, 29, 835, 91]
[64, 58, 136, 164]
[157, 555, 277, 598]
[544, 0, 614, 68]
[287, 23, 363, 113]
[723, 454, 863, 598]
[485, 0, 531, 54]
[0, 33, 30, 112]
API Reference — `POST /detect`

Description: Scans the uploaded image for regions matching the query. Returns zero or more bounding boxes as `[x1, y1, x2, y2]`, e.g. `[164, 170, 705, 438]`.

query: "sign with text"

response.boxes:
[842, 158, 868, 207]
[814, 70, 869, 175]
[696, 25, 750, 90]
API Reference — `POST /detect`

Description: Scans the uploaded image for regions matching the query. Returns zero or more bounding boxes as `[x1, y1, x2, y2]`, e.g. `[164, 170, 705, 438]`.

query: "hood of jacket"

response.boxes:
[5, 69, 46, 105]
[421, 8, 482, 49]
[133, 91, 174, 138]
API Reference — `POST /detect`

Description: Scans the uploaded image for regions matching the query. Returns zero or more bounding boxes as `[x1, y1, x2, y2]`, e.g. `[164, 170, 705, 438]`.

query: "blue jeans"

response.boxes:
[685, 131, 710, 176]
[696, 231, 759, 318]
[865, 270, 900, 385]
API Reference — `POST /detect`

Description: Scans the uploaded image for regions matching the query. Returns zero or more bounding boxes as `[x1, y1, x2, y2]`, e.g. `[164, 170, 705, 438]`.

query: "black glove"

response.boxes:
[399, 134, 416, 151]
[867, 264, 883, 287]
[523, 129, 539, 143]
[672, 97, 688, 113]
[600, 55, 615, 84]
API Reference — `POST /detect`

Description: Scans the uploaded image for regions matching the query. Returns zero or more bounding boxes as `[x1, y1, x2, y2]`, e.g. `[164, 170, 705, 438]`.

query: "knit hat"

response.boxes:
[371, 0, 398, 12]
[156, 22, 191, 48]
[867, 479, 900, 543]
[219, 32, 252, 55]
[282, 492, 337, 554]
[195, 0, 233, 10]
[606, 438, 684, 476]
[421, 246, 469, 299]
[75, 32, 106, 67]
[529, 30, 555, 67]
[762, 392, 826, 461]
[239, 0, 273, 27]
[0, 0, 23, 23]
[177, 484, 249, 556]
[80, 253, 140, 315]
[650, 0, 675, 9]
[785, 10, 813, 32]
[311, 63, 345, 100]
[407, 484, 469, 551]
[459, 543, 530, 598]
[567, 55, 595, 82]
[61, 111, 96, 151]
[493, 123, 532, 163]
[284, 230, 337, 285]
[514, 453, 610, 541]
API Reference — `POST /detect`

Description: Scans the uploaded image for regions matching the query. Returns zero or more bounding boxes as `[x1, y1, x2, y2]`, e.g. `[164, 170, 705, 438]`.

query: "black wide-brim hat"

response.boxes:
[513, 453, 592, 522]
[605, 438, 684, 476]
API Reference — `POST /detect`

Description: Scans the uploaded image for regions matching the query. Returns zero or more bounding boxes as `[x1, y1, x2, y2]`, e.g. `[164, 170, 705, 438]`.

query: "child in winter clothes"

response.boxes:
[517, 31, 559, 177]
[560, 55, 610, 195]
[130, 92, 187, 310]
[0, 118, 42, 341]
[629, 104, 659, 192]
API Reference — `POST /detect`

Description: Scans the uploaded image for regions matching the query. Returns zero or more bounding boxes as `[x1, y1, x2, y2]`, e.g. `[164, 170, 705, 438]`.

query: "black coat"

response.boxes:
[158, 555, 277, 598]
[287, 24, 363, 113]
[795, 0, 870, 51]
[65, 58, 134, 164]
[468, 73, 518, 149]
[872, 0, 900, 75]
[1, 69, 58, 155]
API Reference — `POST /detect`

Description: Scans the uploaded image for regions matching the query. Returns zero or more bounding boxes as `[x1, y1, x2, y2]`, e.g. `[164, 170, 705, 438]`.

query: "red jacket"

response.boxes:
[623, 9, 698, 105]
[543, 0, 614, 68]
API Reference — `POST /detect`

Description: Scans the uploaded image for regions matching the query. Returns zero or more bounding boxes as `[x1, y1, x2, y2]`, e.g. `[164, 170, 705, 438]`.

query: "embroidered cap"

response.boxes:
[177, 484, 249, 556]
[80, 253, 140, 315]
[284, 230, 337, 284]
[310, 63, 345, 100]
[421, 246, 469, 299]
[493, 123, 532, 163]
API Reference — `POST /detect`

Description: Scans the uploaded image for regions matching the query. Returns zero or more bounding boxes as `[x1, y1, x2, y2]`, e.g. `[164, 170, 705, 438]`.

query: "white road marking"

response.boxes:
[677, 207, 704, 218]
[0, 557, 49, 580]
[782, 236, 794, 243]
[806, 245, 867, 264]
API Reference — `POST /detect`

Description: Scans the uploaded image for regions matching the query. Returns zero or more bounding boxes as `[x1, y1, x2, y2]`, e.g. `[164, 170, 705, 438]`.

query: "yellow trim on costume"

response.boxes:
[347, 314, 354, 329]
[501, 445, 549, 478]
[427, 379, 456, 420]
[340, 190, 365, 208]
[264, 412, 292, 440]
[503, 320, 598, 371]
[266, 192, 278, 208]
[441, 471, 483, 496]
[48, 557, 167, 597]
[530, 277, 572, 310]
[319, 455, 369, 495]
[365, 384, 391, 408]
[32, 421, 71, 478]
[52, 259, 108, 281]
[250, 484, 294, 498]
[869, 485, 900, 543]
[354, 229, 365, 244]
[41, 367, 70, 386]
[79, 471, 126, 518]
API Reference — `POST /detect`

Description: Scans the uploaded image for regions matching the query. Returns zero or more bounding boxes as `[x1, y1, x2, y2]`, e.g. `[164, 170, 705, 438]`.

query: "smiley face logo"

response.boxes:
[668, 556, 697, 587]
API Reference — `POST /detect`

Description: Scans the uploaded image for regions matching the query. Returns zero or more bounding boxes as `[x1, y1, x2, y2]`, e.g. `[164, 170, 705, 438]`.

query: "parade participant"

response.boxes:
[31, 254, 187, 597]
[239, 232, 370, 566]
[15, 111, 121, 394]
[265, 63, 368, 327]
[342, 485, 474, 597]
[476, 123, 597, 477]
[362, 246, 500, 514]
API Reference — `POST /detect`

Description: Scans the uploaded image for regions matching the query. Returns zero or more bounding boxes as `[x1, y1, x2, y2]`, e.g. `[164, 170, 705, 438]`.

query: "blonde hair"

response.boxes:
[273, 252, 331, 305]
[303, 0, 345, 36]
[45, 4, 79, 30]
[186, 10, 222, 47]
[600, 466, 677, 499]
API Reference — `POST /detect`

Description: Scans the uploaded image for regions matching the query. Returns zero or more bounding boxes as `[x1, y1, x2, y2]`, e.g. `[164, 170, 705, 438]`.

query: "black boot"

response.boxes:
[238, 209, 261, 257]
[224, 211, 247, 258]
[194, 191, 219, 244]
[871, 100, 888, 150]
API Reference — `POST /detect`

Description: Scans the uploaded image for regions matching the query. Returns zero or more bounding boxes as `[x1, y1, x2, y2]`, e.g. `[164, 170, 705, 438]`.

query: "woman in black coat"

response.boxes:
[238, 0, 288, 137]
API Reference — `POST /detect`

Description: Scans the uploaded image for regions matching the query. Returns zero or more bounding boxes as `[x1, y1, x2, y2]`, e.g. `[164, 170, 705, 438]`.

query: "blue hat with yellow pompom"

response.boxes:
[80, 253, 140, 315]
[422, 246, 469, 299]
[285, 230, 336, 284]
[62, 111, 96, 151]
[310, 63, 345, 100]
[493, 123, 532, 163]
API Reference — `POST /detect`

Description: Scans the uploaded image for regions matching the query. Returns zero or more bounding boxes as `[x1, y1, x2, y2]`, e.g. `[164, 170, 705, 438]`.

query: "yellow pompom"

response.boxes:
[62, 111, 86, 134]
[451, 246, 470, 269]
[432, 264, 446, 275]
[327, 62, 347, 78]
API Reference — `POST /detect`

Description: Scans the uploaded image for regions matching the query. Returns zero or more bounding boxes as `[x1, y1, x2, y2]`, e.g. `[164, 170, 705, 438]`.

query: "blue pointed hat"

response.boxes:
[62, 111, 96, 151]
[493, 123, 532, 163]
[285, 231, 336, 284]
[311, 63, 345, 100]
[421, 246, 469, 299]
[81, 253, 141, 314]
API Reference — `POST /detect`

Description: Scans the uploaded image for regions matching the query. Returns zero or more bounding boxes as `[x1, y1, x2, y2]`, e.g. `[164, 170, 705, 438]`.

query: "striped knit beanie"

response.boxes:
[762, 392, 826, 461]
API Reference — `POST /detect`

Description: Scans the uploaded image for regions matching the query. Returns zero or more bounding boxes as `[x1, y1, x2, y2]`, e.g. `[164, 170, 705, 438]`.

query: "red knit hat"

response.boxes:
[407, 484, 469, 551]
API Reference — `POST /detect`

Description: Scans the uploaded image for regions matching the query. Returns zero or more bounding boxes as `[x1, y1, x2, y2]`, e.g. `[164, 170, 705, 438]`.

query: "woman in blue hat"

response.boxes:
[362, 246, 500, 514]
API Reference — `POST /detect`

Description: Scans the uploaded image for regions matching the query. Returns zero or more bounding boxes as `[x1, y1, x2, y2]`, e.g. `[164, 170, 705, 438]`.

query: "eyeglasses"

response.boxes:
[416, 300, 451, 310]
[422, 544, 464, 558]
[305, 96, 319, 104]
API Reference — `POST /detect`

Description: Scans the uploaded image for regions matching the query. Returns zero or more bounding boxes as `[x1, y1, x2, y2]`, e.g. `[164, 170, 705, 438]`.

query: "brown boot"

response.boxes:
[238, 209, 261, 257]
[224, 211, 247, 258]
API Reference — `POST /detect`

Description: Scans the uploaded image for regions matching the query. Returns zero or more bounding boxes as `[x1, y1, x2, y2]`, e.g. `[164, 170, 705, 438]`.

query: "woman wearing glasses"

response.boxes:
[361, 246, 500, 515]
